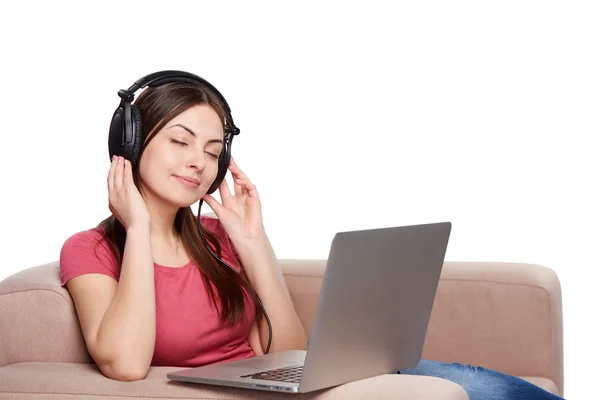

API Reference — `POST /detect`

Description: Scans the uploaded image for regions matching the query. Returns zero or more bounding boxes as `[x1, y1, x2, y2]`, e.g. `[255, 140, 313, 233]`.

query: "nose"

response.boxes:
[187, 150, 207, 172]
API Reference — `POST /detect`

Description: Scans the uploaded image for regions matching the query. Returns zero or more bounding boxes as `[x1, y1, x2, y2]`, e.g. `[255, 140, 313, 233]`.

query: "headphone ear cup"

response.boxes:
[108, 106, 126, 160]
[130, 104, 144, 168]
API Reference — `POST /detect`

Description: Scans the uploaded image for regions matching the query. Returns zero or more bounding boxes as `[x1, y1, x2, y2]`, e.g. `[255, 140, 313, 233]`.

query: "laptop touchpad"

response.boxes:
[230, 354, 301, 370]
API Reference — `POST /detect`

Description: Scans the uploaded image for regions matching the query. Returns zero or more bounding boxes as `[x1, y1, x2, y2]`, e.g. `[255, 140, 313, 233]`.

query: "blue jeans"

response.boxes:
[398, 359, 565, 400]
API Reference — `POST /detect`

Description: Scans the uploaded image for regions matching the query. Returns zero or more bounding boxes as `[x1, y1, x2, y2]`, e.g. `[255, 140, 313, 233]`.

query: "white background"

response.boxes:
[0, 1, 598, 397]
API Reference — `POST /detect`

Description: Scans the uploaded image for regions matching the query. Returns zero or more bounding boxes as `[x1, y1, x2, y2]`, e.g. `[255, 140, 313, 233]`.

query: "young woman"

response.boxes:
[59, 76, 565, 400]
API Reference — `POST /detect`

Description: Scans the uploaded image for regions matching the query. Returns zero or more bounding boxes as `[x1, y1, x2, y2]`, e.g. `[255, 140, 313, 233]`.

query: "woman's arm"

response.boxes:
[240, 231, 307, 353]
[67, 224, 156, 381]
[200, 158, 307, 353]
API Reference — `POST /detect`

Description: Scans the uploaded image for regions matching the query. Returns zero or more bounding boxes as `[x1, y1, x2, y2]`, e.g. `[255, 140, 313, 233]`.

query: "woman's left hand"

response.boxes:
[201, 157, 265, 252]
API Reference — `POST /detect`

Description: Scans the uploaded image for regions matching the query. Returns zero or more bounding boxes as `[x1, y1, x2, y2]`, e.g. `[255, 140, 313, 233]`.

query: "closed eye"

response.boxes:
[170, 139, 187, 146]
[171, 139, 219, 159]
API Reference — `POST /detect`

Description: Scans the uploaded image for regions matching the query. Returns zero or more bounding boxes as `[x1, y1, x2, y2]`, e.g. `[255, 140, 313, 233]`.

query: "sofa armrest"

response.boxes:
[0, 261, 92, 367]
[423, 262, 563, 395]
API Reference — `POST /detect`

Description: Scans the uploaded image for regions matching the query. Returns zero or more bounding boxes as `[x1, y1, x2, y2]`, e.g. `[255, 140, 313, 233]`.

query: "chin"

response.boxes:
[157, 189, 205, 210]
[169, 179, 208, 205]
[172, 194, 204, 209]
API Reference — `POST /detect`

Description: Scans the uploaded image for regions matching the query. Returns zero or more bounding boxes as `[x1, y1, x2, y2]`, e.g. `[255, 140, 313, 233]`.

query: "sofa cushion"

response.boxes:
[0, 362, 468, 399]
[519, 377, 559, 396]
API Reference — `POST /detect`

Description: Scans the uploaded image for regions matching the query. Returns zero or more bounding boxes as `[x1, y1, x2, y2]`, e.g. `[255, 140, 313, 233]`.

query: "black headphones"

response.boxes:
[108, 70, 240, 194]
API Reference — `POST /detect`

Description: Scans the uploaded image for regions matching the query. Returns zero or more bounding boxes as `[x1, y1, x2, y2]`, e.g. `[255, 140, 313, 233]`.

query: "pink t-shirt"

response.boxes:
[59, 215, 256, 368]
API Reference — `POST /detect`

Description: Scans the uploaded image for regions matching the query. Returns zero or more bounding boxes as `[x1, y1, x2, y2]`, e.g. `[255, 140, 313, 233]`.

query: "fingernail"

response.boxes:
[112, 155, 116, 161]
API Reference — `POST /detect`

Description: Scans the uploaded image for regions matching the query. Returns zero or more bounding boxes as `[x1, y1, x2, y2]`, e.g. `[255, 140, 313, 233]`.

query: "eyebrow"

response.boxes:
[168, 123, 223, 144]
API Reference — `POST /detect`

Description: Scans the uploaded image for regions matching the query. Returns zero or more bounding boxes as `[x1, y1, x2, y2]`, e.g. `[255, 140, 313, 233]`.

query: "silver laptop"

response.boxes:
[167, 221, 452, 393]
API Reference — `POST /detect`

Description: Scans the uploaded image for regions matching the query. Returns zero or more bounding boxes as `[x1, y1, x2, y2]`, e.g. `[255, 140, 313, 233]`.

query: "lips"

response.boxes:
[175, 175, 200, 185]
[174, 175, 201, 189]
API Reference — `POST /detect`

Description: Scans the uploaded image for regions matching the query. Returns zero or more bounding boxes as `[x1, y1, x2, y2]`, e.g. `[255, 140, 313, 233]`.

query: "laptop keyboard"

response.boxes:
[240, 365, 303, 383]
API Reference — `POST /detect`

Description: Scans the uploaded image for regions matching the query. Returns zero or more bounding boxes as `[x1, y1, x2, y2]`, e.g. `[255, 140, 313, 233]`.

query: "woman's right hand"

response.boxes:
[107, 156, 151, 231]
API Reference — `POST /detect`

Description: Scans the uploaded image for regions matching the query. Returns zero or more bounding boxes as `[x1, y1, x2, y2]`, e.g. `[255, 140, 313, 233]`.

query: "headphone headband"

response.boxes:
[117, 70, 239, 135]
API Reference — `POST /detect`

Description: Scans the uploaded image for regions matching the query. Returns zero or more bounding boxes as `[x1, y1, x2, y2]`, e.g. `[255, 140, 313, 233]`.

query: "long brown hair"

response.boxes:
[95, 82, 261, 326]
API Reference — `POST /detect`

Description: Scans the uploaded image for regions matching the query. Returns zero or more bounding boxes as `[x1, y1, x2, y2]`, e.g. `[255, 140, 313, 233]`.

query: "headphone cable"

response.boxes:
[196, 199, 273, 354]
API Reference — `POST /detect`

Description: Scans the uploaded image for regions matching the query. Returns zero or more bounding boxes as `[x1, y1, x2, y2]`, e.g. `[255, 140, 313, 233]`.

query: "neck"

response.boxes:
[141, 190, 180, 245]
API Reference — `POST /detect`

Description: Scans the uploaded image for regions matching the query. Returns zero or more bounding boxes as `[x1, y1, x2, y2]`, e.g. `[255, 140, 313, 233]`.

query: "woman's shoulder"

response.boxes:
[62, 226, 107, 248]
[60, 225, 113, 260]
[59, 225, 118, 286]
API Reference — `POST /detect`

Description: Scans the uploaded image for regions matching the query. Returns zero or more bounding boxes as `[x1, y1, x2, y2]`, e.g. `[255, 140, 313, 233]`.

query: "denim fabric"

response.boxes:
[398, 359, 565, 400]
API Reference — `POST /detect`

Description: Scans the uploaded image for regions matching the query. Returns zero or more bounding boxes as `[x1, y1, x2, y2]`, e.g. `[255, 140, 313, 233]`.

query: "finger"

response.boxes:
[202, 193, 224, 215]
[107, 155, 118, 195]
[228, 159, 248, 181]
[234, 178, 256, 199]
[114, 157, 125, 192]
[241, 180, 259, 199]
[233, 175, 243, 197]
[123, 158, 133, 189]
[217, 175, 233, 203]
[229, 161, 251, 196]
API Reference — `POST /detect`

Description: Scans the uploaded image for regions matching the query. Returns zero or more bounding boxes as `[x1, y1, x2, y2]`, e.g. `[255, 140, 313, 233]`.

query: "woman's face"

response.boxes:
[138, 104, 225, 208]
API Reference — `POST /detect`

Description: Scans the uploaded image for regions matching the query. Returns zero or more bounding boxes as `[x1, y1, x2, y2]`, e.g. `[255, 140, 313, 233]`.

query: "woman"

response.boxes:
[59, 76, 565, 399]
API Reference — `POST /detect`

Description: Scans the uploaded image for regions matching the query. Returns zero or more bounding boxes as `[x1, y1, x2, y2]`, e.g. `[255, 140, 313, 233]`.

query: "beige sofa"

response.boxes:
[0, 260, 563, 399]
